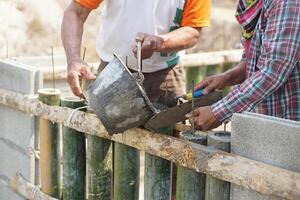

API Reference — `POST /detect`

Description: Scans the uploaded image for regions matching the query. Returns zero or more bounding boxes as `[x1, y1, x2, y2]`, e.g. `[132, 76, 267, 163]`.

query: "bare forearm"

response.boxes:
[61, 2, 90, 66]
[160, 26, 201, 53]
[223, 61, 246, 86]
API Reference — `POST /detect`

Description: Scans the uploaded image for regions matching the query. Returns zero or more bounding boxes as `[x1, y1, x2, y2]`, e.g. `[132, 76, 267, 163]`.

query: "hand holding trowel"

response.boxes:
[144, 87, 222, 130]
[176, 88, 204, 101]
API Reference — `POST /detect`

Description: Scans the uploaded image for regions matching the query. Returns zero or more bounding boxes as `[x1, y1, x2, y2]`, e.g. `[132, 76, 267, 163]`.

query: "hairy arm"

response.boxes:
[194, 61, 246, 94]
[62, 1, 90, 64]
[134, 27, 201, 59]
[61, 1, 95, 97]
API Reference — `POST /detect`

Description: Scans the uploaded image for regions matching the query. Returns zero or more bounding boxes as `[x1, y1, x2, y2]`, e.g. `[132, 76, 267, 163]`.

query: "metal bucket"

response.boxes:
[85, 54, 157, 134]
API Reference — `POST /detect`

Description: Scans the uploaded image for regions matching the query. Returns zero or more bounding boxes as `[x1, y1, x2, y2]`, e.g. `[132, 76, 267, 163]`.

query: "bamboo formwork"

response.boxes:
[114, 142, 139, 200]
[205, 131, 231, 200]
[2, 88, 300, 200]
[61, 97, 86, 200]
[82, 78, 113, 200]
[38, 88, 61, 198]
[144, 127, 173, 200]
[176, 131, 207, 200]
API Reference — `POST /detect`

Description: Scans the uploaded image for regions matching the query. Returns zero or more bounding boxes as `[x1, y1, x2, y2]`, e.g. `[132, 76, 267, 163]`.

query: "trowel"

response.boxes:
[144, 91, 222, 130]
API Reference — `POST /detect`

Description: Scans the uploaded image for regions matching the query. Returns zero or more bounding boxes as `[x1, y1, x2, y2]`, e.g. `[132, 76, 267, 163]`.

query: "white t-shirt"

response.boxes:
[76, 0, 211, 72]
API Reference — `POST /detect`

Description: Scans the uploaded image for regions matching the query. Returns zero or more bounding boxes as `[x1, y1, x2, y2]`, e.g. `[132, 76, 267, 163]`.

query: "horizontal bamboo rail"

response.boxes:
[1, 88, 300, 200]
[42, 50, 243, 80]
[182, 49, 242, 68]
[10, 173, 58, 200]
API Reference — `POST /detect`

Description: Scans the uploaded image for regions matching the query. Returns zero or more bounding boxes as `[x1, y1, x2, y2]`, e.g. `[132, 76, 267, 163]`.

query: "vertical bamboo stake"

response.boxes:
[176, 131, 207, 200]
[39, 88, 61, 198]
[205, 131, 231, 200]
[61, 97, 86, 200]
[144, 127, 172, 200]
[83, 69, 113, 200]
[86, 136, 112, 200]
[114, 143, 139, 200]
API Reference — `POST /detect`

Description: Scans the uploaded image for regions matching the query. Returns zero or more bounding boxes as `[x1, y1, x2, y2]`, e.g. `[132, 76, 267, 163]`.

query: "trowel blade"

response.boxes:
[144, 91, 222, 130]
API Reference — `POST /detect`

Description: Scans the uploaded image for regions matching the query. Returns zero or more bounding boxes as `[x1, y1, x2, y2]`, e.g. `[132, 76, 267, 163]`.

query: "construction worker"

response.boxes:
[62, 0, 211, 107]
[187, 0, 300, 130]
[61, 1, 211, 199]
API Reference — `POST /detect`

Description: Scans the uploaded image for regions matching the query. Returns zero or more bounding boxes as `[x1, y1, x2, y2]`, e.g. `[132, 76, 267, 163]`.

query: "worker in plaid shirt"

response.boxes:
[187, 0, 300, 130]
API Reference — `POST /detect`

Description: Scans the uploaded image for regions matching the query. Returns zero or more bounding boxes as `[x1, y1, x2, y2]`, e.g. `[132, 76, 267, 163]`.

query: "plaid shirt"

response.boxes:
[212, 0, 300, 122]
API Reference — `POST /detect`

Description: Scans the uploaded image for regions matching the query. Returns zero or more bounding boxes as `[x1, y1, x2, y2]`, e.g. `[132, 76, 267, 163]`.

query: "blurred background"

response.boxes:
[0, 0, 241, 62]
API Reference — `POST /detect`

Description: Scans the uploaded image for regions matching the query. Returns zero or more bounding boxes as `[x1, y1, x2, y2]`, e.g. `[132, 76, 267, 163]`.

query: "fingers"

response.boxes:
[67, 60, 93, 98]
[81, 67, 96, 80]
[194, 80, 209, 91]
[67, 71, 84, 98]
[194, 76, 216, 95]
[203, 82, 216, 95]
[185, 106, 221, 131]
[135, 32, 147, 43]
[185, 107, 201, 118]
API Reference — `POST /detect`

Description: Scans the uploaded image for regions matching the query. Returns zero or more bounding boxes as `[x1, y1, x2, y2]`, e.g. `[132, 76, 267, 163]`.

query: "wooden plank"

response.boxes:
[10, 173, 58, 200]
[0, 88, 300, 200]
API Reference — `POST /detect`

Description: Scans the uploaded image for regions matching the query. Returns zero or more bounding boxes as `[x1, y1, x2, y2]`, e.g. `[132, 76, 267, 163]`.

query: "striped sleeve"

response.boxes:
[182, 0, 211, 27]
[75, 0, 102, 9]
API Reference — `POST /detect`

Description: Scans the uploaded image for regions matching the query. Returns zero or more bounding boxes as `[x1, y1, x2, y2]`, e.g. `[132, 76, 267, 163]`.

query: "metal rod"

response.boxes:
[191, 80, 195, 133]
[137, 41, 142, 73]
[6, 40, 8, 58]
[82, 47, 87, 61]
[165, 82, 168, 106]
[51, 46, 56, 91]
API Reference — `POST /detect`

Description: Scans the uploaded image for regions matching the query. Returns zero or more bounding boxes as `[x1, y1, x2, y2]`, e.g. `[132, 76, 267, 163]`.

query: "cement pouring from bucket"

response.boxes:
[84, 54, 157, 134]
[132, 41, 145, 85]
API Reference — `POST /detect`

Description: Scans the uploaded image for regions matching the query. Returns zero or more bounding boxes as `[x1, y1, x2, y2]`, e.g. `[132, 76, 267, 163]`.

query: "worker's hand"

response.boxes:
[186, 106, 221, 131]
[132, 32, 165, 59]
[67, 59, 96, 98]
[194, 74, 227, 95]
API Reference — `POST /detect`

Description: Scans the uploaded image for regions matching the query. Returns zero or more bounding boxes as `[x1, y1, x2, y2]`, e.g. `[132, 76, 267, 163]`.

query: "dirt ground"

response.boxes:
[0, 0, 241, 62]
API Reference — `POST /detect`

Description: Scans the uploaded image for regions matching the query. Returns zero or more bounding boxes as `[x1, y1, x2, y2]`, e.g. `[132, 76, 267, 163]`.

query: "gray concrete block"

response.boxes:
[231, 112, 300, 200]
[0, 60, 42, 199]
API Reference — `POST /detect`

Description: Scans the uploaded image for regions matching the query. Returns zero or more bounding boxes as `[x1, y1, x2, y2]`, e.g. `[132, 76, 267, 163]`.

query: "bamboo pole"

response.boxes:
[81, 74, 113, 200]
[10, 173, 58, 200]
[1, 88, 300, 200]
[144, 127, 172, 200]
[38, 88, 61, 198]
[61, 97, 86, 200]
[176, 131, 207, 200]
[114, 142, 139, 200]
[205, 131, 231, 200]
[181, 50, 242, 68]
[86, 135, 112, 200]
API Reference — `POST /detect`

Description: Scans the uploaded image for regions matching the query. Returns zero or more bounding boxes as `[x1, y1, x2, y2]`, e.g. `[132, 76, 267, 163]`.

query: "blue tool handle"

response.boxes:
[194, 89, 204, 98]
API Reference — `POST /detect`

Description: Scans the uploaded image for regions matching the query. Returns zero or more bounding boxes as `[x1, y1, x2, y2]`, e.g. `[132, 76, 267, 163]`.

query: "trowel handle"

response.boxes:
[137, 41, 142, 73]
